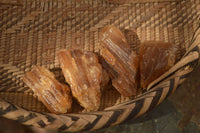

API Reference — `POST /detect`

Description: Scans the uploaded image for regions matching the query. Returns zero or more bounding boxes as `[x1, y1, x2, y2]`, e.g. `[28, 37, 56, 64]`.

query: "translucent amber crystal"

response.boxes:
[23, 66, 72, 114]
[100, 25, 139, 97]
[139, 41, 177, 88]
[57, 50, 102, 111]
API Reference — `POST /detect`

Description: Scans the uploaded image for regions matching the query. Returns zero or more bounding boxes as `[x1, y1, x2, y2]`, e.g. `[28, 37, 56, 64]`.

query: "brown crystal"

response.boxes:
[100, 25, 139, 97]
[98, 55, 111, 91]
[23, 66, 72, 114]
[57, 50, 102, 111]
[139, 41, 177, 88]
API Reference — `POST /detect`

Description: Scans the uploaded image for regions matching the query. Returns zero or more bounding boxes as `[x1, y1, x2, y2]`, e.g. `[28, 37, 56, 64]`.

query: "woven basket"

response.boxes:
[0, 0, 200, 132]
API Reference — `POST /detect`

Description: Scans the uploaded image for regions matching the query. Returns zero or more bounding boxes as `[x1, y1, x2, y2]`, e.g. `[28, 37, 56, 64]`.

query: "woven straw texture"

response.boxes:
[0, 0, 200, 132]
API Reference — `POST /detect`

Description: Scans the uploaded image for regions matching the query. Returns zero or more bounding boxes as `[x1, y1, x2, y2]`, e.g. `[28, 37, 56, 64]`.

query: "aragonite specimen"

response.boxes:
[23, 66, 72, 114]
[100, 69, 110, 90]
[57, 50, 102, 111]
[139, 41, 177, 88]
[100, 25, 139, 97]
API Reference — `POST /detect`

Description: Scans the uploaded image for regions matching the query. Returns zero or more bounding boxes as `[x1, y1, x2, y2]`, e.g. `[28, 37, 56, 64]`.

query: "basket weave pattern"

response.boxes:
[0, 0, 200, 132]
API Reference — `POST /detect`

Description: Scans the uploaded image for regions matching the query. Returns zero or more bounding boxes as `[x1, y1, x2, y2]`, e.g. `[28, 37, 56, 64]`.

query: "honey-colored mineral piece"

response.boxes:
[139, 41, 177, 88]
[57, 50, 102, 111]
[23, 66, 72, 114]
[100, 25, 139, 97]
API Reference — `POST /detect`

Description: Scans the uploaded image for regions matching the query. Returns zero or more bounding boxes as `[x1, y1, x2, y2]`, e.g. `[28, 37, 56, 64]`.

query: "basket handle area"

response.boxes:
[0, 22, 200, 133]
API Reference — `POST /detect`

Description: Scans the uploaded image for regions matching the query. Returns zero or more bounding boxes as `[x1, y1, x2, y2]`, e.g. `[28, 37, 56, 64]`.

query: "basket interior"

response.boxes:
[0, 0, 199, 114]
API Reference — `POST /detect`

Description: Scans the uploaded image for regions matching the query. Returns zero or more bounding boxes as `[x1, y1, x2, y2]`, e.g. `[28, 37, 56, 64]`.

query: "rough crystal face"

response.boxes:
[100, 68, 111, 90]
[23, 66, 72, 114]
[100, 25, 139, 97]
[57, 50, 102, 111]
[139, 41, 177, 88]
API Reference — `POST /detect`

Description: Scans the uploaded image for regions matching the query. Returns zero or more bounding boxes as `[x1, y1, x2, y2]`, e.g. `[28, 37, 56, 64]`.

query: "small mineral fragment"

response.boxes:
[139, 41, 177, 88]
[57, 50, 102, 111]
[100, 25, 139, 97]
[23, 66, 72, 114]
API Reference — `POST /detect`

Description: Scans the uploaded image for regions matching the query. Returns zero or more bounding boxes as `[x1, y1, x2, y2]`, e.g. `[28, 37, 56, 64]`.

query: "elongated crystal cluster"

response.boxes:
[139, 41, 177, 88]
[100, 25, 139, 97]
[57, 50, 102, 111]
[23, 66, 72, 114]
